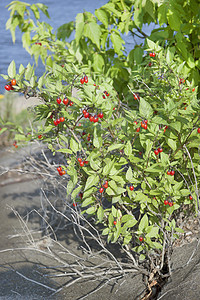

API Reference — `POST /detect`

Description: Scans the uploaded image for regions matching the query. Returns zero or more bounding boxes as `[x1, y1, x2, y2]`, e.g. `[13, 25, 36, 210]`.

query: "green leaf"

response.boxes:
[139, 214, 148, 231]
[97, 206, 104, 222]
[82, 197, 94, 207]
[70, 137, 79, 153]
[125, 218, 137, 228]
[167, 138, 177, 151]
[146, 227, 159, 238]
[84, 22, 101, 49]
[102, 227, 109, 235]
[84, 174, 99, 191]
[126, 166, 133, 181]
[86, 206, 97, 215]
[107, 144, 123, 152]
[175, 227, 184, 233]
[57, 148, 72, 154]
[7, 60, 16, 78]
[124, 141, 132, 156]
[134, 47, 143, 64]
[110, 32, 124, 54]
[167, 9, 181, 31]
[93, 53, 104, 72]
[152, 242, 163, 249]
[95, 9, 108, 27]
[139, 98, 153, 119]
[75, 13, 84, 44]
[0, 128, 7, 135]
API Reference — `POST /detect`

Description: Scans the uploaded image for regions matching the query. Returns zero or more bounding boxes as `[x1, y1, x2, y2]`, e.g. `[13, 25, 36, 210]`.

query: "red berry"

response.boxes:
[80, 78, 84, 84]
[169, 202, 173, 207]
[144, 119, 148, 124]
[167, 170, 171, 175]
[73, 202, 77, 207]
[5, 84, 11, 91]
[93, 116, 99, 123]
[11, 79, 16, 86]
[38, 135, 42, 139]
[60, 117, 65, 122]
[84, 112, 89, 118]
[106, 93, 109, 97]
[57, 166, 62, 172]
[136, 127, 140, 132]
[54, 120, 58, 126]
[139, 236, 143, 242]
[154, 149, 159, 156]
[89, 116, 94, 122]
[80, 161, 84, 167]
[158, 147, 163, 153]
[164, 200, 169, 205]
[103, 183, 108, 189]
[56, 98, 61, 104]
[170, 170, 175, 176]
[98, 112, 103, 119]
[61, 170, 66, 175]
[149, 53, 152, 57]
[189, 195, 193, 200]
[69, 101, 73, 106]
[197, 128, 200, 133]
[56, 118, 61, 124]
[99, 187, 104, 193]
[144, 124, 147, 130]
[103, 95, 106, 99]
[152, 52, 156, 57]
[134, 121, 138, 125]
[78, 158, 82, 162]
[82, 131, 86, 136]
[192, 88, 195, 92]
[148, 62, 152, 67]
[87, 136, 91, 141]
[82, 109, 87, 115]
[113, 221, 117, 225]
[83, 160, 89, 164]
[84, 76, 88, 83]
[63, 98, 69, 105]
[129, 185, 134, 191]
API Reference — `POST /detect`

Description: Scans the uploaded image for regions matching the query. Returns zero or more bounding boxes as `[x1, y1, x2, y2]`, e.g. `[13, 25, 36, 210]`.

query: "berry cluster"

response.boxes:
[57, 166, 66, 176]
[78, 157, 89, 167]
[54, 117, 65, 126]
[13, 140, 18, 148]
[154, 147, 163, 155]
[4, 79, 16, 91]
[82, 109, 103, 123]
[167, 169, 175, 176]
[80, 75, 88, 84]
[102, 90, 110, 99]
[149, 52, 156, 57]
[134, 119, 148, 132]
[57, 97, 73, 106]
[164, 200, 174, 207]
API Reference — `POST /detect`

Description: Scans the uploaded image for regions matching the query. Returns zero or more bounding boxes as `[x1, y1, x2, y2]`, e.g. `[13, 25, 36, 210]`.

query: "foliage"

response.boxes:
[5, 0, 200, 92]
[1, 0, 200, 273]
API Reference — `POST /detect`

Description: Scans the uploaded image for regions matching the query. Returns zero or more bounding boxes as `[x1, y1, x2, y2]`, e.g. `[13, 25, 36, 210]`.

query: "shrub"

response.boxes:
[1, 0, 200, 288]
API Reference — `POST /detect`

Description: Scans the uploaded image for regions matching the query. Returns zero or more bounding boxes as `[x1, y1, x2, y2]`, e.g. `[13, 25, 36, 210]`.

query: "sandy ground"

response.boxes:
[0, 146, 147, 299]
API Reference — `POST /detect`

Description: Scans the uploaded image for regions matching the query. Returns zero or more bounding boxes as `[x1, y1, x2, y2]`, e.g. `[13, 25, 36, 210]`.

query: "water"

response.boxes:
[0, 0, 155, 94]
